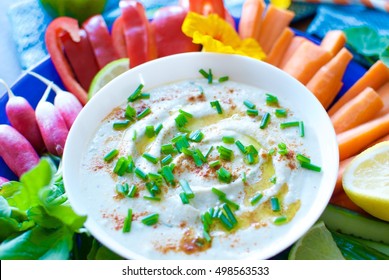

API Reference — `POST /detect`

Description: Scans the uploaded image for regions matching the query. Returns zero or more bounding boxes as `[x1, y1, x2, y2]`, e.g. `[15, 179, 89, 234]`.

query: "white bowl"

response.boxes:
[63, 52, 338, 260]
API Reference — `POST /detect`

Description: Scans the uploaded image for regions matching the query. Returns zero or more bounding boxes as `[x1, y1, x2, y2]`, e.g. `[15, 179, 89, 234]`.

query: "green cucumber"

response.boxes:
[320, 204, 389, 245]
[331, 232, 389, 260]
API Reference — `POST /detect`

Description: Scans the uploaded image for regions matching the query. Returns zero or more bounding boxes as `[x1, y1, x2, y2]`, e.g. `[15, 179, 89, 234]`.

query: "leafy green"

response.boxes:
[344, 26, 389, 67]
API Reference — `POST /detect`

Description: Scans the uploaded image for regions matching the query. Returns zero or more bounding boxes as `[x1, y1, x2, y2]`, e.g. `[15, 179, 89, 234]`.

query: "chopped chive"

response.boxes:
[127, 184, 137, 198]
[219, 212, 233, 230]
[235, 140, 246, 154]
[207, 69, 213, 84]
[210, 100, 223, 114]
[203, 229, 212, 242]
[211, 187, 226, 198]
[161, 143, 177, 155]
[144, 196, 161, 202]
[280, 121, 300, 129]
[296, 153, 311, 164]
[201, 212, 212, 232]
[247, 109, 259, 116]
[299, 121, 305, 137]
[265, 93, 279, 106]
[259, 112, 271, 129]
[145, 125, 155, 138]
[128, 83, 144, 102]
[161, 154, 173, 166]
[181, 147, 193, 157]
[141, 213, 159, 226]
[268, 148, 276, 156]
[189, 130, 204, 142]
[137, 107, 151, 120]
[301, 161, 322, 172]
[155, 123, 163, 135]
[173, 135, 190, 152]
[209, 160, 221, 168]
[243, 100, 256, 109]
[134, 167, 148, 181]
[199, 68, 209, 79]
[126, 156, 135, 173]
[220, 197, 240, 211]
[242, 172, 247, 183]
[270, 176, 277, 184]
[125, 105, 136, 119]
[208, 207, 215, 217]
[161, 165, 175, 185]
[271, 197, 281, 212]
[132, 130, 137, 141]
[148, 173, 163, 187]
[140, 93, 150, 99]
[179, 192, 189, 204]
[275, 108, 287, 118]
[175, 113, 188, 128]
[218, 76, 229, 82]
[217, 145, 234, 161]
[113, 120, 131, 130]
[211, 207, 220, 218]
[244, 145, 259, 165]
[205, 146, 214, 158]
[278, 142, 288, 155]
[222, 203, 238, 226]
[104, 149, 119, 162]
[195, 149, 207, 163]
[116, 182, 129, 195]
[122, 209, 132, 233]
[179, 179, 194, 198]
[222, 136, 235, 144]
[142, 153, 159, 164]
[113, 157, 128, 176]
[250, 193, 263, 206]
[217, 167, 232, 183]
[179, 109, 193, 118]
[274, 216, 288, 225]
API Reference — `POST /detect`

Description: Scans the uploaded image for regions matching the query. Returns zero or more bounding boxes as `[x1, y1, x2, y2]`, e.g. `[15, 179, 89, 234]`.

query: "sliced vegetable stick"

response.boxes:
[256, 4, 295, 54]
[337, 112, 389, 160]
[368, 133, 389, 147]
[330, 191, 366, 215]
[374, 82, 389, 118]
[281, 41, 332, 84]
[265, 27, 294, 67]
[238, 0, 265, 40]
[331, 87, 384, 134]
[111, 16, 127, 59]
[328, 60, 389, 116]
[279, 36, 308, 69]
[334, 156, 355, 196]
[320, 30, 346, 56]
[306, 48, 353, 109]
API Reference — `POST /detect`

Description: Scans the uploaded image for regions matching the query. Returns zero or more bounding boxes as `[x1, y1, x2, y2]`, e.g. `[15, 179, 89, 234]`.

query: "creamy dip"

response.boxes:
[79, 76, 323, 259]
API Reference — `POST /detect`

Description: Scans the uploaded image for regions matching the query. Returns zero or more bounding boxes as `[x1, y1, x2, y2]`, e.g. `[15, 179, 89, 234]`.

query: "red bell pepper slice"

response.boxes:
[60, 29, 100, 92]
[151, 6, 200, 58]
[187, 0, 226, 18]
[82, 15, 120, 69]
[120, 0, 157, 67]
[44, 17, 87, 105]
[111, 16, 128, 59]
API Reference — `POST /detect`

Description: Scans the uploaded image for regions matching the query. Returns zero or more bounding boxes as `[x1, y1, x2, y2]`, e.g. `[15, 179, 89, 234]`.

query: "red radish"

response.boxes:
[0, 124, 40, 178]
[0, 79, 45, 153]
[28, 72, 83, 129]
[0, 176, 9, 186]
[35, 83, 69, 157]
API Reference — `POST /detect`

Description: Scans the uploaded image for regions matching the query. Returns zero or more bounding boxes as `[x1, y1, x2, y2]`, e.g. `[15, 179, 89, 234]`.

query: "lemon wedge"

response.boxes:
[342, 141, 389, 222]
[88, 58, 130, 100]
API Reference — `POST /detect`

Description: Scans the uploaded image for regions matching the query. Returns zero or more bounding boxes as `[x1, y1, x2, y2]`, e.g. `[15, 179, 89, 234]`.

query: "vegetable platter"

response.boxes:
[1, 0, 389, 260]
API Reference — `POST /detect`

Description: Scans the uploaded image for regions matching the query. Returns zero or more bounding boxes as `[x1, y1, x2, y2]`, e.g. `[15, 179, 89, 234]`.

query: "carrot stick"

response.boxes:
[306, 48, 353, 109]
[256, 4, 295, 54]
[281, 41, 332, 84]
[374, 82, 389, 118]
[334, 156, 355, 196]
[320, 30, 346, 56]
[328, 60, 389, 116]
[330, 191, 366, 214]
[265, 27, 294, 67]
[238, 0, 265, 40]
[337, 112, 389, 160]
[279, 36, 308, 69]
[331, 87, 384, 134]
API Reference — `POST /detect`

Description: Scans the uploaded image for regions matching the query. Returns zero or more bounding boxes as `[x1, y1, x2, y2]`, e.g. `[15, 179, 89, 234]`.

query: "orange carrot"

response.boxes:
[281, 41, 332, 84]
[238, 0, 265, 40]
[374, 82, 389, 118]
[306, 48, 353, 109]
[369, 133, 389, 147]
[331, 87, 384, 134]
[337, 112, 389, 160]
[265, 27, 294, 67]
[334, 156, 354, 196]
[256, 4, 295, 54]
[320, 30, 346, 56]
[279, 36, 308, 69]
[328, 60, 389, 116]
[330, 192, 366, 214]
